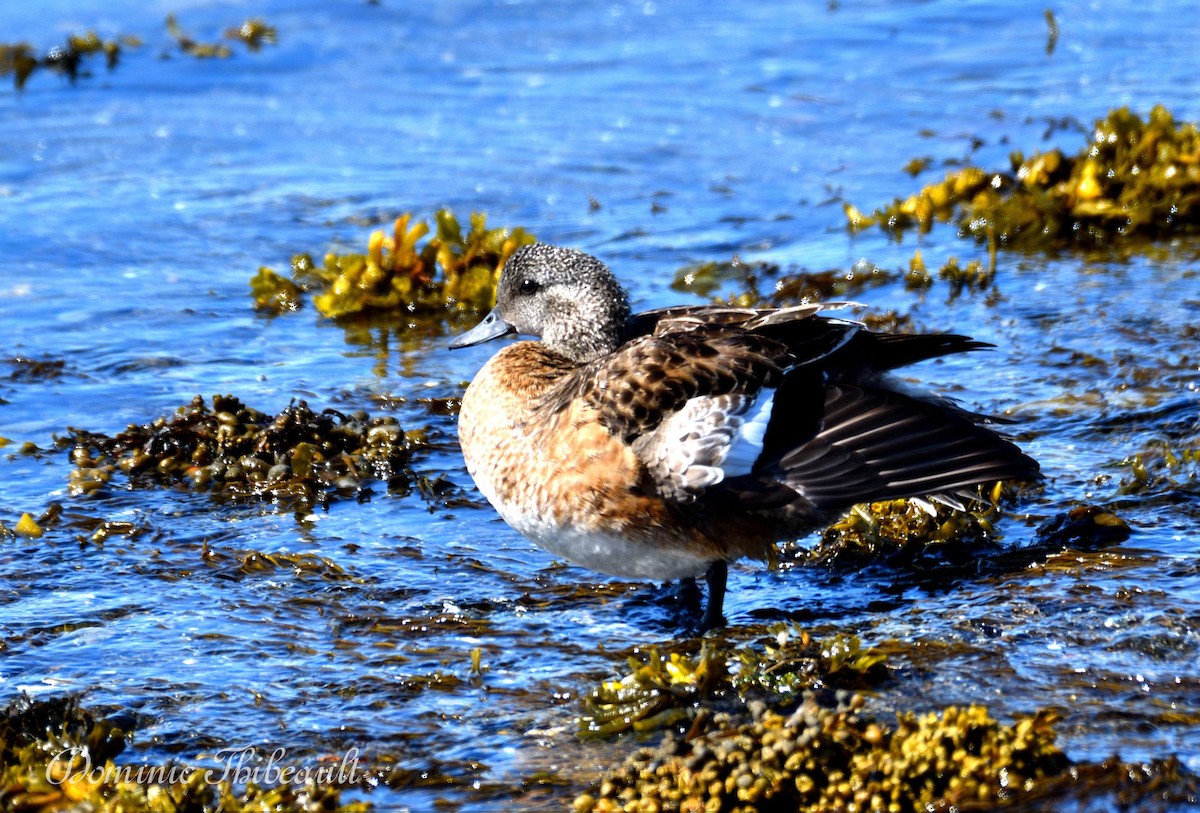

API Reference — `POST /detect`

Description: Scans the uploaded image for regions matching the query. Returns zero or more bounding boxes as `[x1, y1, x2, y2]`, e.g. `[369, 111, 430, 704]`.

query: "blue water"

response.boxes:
[3, 1, 1199, 809]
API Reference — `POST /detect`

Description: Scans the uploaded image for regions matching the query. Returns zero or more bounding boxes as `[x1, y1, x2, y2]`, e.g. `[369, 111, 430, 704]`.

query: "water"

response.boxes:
[2, 0, 1199, 809]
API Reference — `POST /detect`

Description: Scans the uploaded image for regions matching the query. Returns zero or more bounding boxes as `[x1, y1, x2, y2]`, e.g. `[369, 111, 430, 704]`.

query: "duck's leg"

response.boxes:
[697, 560, 728, 633]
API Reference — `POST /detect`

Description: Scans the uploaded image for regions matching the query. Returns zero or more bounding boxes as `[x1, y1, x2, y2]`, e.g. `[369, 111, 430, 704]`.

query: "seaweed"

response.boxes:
[13, 513, 43, 539]
[224, 19, 278, 51]
[1117, 439, 1200, 498]
[63, 394, 431, 512]
[5, 357, 67, 382]
[580, 644, 729, 738]
[165, 14, 230, 58]
[669, 248, 1000, 311]
[803, 482, 1022, 568]
[578, 691, 1195, 812]
[848, 105, 1200, 250]
[0, 31, 138, 90]
[1035, 504, 1132, 548]
[0, 694, 366, 813]
[579, 627, 890, 738]
[731, 628, 888, 702]
[1, 13, 274, 91]
[670, 256, 895, 306]
[252, 211, 535, 321]
[166, 15, 278, 58]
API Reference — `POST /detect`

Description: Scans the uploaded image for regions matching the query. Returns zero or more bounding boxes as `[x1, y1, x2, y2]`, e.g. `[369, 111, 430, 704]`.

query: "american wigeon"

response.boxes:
[451, 244, 1039, 631]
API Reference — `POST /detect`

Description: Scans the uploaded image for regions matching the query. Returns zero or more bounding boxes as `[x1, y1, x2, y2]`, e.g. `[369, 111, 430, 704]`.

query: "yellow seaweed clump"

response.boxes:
[579, 695, 1074, 813]
[1118, 439, 1200, 497]
[0, 43, 38, 89]
[252, 210, 535, 320]
[732, 627, 888, 701]
[165, 14, 232, 58]
[580, 644, 727, 737]
[166, 15, 278, 58]
[580, 628, 891, 738]
[225, 19, 278, 51]
[849, 106, 1200, 249]
[806, 481, 1021, 567]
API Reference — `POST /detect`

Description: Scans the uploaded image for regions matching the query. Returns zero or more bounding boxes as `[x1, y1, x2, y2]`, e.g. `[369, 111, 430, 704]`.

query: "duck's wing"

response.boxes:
[730, 312, 1041, 510]
[541, 327, 797, 503]
[542, 307, 880, 505]
[744, 380, 1041, 513]
[545, 309, 1039, 511]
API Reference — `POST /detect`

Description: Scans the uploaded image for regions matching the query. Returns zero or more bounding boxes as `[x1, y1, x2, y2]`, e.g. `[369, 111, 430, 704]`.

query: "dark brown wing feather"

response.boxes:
[769, 383, 1040, 510]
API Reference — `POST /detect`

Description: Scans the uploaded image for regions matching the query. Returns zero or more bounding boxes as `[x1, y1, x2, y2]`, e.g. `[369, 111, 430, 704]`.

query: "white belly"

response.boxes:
[477, 475, 711, 581]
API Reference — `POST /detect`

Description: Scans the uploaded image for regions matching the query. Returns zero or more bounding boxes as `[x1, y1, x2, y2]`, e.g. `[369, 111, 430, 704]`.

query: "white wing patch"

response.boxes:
[721, 389, 775, 478]
[633, 390, 776, 502]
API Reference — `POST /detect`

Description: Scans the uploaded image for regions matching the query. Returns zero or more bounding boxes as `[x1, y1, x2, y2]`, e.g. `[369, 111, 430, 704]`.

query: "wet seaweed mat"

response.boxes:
[0, 695, 366, 813]
[578, 693, 1195, 813]
[63, 395, 433, 512]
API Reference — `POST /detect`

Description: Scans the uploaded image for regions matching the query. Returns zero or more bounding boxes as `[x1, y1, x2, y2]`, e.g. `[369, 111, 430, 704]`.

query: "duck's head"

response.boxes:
[450, 243, 632, 364]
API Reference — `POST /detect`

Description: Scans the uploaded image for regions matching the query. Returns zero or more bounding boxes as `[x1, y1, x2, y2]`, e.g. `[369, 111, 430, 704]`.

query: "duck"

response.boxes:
[450, 243, 1039, 632]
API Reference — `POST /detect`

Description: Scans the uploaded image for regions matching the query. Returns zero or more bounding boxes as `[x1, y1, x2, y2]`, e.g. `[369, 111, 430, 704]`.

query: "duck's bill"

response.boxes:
[449, 309, 517, 349]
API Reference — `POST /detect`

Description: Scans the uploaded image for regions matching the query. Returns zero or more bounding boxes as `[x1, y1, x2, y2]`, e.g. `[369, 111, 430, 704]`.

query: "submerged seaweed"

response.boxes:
[63, 395, 431, 512]
[848, 105, 1200, 249]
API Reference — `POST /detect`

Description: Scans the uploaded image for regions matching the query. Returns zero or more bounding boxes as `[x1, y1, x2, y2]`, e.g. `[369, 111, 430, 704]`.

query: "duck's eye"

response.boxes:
[518, 278, 540, 295]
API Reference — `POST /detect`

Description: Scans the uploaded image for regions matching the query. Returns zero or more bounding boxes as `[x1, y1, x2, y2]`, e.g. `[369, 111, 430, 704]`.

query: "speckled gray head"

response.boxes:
[449, 243, 632, 363]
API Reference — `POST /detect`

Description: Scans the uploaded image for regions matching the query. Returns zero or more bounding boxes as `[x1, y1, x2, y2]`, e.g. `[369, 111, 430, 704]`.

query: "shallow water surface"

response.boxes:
[2, 1, 1199, 809]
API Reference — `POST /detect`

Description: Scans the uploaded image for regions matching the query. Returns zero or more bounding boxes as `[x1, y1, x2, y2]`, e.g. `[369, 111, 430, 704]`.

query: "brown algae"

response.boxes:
[64, 394, 425, 510]
[0, 694, 366, 813]
[1117, 439, 1200, 498]
[166, 15, 278, 59]
[1, 15, 273, 91]
[847, 105, 1200, 249]
[224, 19, 278, 51]
[580, 627, 890, 738]
[804, 482, 1024, 567]
[578, 633, 1194, 812]
[577, 691, 1194, 813]
[0, 31, 137, 90]
[251, 210, 536, 319]
[669, 249, 1000, 310]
